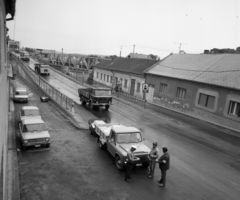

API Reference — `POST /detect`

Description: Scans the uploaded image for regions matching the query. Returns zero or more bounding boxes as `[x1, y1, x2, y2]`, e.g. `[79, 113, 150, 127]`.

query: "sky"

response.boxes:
[6, 0, 240, 59]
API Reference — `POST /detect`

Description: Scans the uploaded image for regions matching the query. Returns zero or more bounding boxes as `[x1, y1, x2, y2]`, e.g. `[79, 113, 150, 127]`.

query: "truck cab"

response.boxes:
[105, 126, 150, 171]
[20, 51, 30, 61]
[78, 87, 112, 110]
[34, 63, 50, 76]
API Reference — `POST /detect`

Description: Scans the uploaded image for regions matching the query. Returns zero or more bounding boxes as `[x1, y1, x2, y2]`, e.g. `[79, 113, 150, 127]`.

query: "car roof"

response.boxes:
[16, 87, 27, 91]
[21, 106, 39, 110]
[22, 118, 44, 125]
[112, 126, 140, 133]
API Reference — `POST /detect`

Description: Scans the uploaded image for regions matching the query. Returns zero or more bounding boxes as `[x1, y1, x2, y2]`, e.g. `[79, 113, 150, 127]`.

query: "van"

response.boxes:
[13, 88, 28, 103]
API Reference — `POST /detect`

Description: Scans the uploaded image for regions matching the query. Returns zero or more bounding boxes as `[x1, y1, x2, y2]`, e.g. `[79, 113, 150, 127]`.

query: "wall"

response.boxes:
[93, 68, 145, 98]
[0, 0, 10, 198]
[146, 74, 240, 131]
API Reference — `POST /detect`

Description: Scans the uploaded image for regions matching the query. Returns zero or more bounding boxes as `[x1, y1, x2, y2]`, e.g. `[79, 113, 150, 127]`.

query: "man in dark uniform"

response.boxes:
[125, 145, 139, 182]
[157, 147, 170, 187]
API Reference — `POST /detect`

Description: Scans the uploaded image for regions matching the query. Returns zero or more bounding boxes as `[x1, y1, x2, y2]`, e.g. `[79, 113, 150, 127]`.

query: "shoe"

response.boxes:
[159, 184, 165, 187]
[148, 175, 153, 178]
[157, 180, 161, 183]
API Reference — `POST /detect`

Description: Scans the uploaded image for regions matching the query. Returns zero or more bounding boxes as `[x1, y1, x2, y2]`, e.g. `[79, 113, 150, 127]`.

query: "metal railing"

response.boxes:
[10, 55, 74, 113]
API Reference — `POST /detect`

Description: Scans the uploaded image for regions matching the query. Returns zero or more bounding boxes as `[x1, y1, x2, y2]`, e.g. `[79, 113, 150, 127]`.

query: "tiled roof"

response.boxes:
[145, 54, 240, 90]
[94, 57, 159, 75]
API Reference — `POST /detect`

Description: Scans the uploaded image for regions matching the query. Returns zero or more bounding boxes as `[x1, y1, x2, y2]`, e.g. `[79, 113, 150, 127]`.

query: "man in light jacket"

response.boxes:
[148, 142, 159, 178]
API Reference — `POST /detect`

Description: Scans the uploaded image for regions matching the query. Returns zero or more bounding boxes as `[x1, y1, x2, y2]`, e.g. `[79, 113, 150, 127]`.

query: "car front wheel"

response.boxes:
[115, 155, 125, 171]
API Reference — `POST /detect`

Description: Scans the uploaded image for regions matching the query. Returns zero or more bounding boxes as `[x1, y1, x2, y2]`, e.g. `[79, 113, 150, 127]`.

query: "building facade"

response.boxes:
[0, 0, 16, 198]
[145, 54, 240, 131]
[93, 58, 159, 98]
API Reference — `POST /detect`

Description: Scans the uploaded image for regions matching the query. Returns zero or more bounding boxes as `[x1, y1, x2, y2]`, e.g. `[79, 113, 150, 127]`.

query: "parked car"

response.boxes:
[88, 118, 109, 135]
[13, 87, 28, 103]
[19, 118, 51, 150]
[19, 106, 41, 124]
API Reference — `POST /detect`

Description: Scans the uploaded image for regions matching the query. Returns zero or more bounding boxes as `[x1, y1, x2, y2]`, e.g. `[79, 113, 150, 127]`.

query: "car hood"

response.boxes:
[14, 95, 28, 98]
[119, 143, 150, 154]
[20, 116, 41, 121]
[22, 131, 50, 140]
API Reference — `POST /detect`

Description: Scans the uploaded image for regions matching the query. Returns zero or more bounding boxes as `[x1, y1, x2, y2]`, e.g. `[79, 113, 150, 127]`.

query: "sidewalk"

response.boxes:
[7, 85, 20, 200]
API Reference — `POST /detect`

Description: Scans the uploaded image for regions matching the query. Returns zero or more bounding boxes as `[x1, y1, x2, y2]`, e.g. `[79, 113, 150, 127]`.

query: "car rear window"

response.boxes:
[22, 110, 40, 116]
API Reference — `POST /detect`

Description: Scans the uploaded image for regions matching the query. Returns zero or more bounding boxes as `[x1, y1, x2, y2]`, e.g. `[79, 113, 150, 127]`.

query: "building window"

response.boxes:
[111, 76, 113, 83]
[137, 83, 141, 92]
[101, 73, 103, 80]
[124, 79, 127, 88]
[228, 101, 240, 117]
[176, 87, 186, 100]
[159, 83, 168, 94]
[104, 74, 106, 81]
[97, 72, 99, 79]
[107, 75, 109, 82]
[120, 78, 123, 86]
[198, 93, 215, 109]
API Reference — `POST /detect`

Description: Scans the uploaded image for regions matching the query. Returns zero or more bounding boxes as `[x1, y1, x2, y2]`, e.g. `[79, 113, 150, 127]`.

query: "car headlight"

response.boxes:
[46, 138, 50, 142]
[24, 140, 28, 144]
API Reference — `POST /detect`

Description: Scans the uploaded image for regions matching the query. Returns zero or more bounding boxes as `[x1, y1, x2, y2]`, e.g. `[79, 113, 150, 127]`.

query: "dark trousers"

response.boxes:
[159, 169, 167, 185]
[125, 162, 133, 179]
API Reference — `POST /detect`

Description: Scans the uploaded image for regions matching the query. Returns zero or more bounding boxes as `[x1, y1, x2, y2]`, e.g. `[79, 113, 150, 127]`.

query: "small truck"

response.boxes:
[34, 63, 50, 76]
[78, 87, 112, 110]
[95, 123, 150, 171]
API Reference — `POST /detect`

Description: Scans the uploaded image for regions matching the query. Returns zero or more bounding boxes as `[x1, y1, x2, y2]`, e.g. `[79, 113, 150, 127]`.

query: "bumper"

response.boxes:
[23, 141, 51, 147]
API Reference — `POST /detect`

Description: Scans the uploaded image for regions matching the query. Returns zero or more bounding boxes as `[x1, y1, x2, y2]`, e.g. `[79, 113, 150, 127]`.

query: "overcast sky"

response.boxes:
[6, 0, 240, 59]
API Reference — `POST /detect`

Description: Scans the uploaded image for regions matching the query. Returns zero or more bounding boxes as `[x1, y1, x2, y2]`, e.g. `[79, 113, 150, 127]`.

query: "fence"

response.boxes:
[10, 55, 74, 113]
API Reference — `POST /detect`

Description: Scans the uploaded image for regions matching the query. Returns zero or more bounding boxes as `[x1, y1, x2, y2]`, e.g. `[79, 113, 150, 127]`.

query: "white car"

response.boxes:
[13, 87, 28, 103]
[19, 106, 41, 123]
[19, 118, 51, 150]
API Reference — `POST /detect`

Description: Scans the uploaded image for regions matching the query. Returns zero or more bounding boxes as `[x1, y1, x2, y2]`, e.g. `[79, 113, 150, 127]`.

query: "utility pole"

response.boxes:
[133, 45, 135, 55]
[120, 46, 122, 57]
[61, 48, 63, 65]
[175, 43, 187, 54]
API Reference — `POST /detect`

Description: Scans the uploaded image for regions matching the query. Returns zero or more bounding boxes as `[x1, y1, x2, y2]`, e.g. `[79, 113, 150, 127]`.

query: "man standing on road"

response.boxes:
[157, 147, 170, 187]
[148, 142, 159, 178]
[125, 145, 139, 182]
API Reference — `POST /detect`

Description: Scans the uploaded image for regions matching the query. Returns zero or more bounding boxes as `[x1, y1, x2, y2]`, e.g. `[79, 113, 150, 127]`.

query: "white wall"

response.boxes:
[93, 68, 145, 98]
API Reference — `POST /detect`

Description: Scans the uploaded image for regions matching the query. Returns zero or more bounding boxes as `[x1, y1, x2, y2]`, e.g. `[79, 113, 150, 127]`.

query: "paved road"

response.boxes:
[14, 60, 240, 200]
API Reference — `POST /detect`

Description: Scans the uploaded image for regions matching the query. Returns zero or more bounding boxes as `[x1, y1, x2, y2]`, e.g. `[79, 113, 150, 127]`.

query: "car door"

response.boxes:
[107, 130, 117, 156]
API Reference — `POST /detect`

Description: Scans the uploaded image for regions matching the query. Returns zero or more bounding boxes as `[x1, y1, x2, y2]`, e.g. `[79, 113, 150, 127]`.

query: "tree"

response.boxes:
[87, 71, 93, 85]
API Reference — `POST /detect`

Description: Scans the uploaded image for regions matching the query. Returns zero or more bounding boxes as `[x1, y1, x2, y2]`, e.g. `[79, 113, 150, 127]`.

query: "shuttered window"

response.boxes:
[228, 101, 240, 117]
[176, 87, 186, 100]
[159, 83, 167, 94]
[198, 93, 215, 109]
[137, 83, 141, 92]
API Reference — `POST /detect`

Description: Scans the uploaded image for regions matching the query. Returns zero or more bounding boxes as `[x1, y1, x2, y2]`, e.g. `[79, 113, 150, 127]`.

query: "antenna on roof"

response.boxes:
[175, 43, 187, 54]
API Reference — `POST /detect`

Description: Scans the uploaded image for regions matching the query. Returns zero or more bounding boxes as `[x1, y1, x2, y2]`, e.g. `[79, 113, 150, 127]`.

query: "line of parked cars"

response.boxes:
[14, 87, 51, 150]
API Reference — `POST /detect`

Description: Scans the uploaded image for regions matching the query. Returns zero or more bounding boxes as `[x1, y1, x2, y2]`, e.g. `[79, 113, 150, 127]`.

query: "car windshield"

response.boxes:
[22, 110, 40, 116]
[16, 91, 27, 95]
[94, 90, 111, 96]
[117, 132, 142, 144]
[22, 123, 47, 132]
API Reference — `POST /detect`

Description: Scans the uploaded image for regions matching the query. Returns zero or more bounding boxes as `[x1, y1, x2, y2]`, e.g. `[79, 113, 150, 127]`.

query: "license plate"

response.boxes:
[35, 145, 41, 147]
[136, 163, 142, 166]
